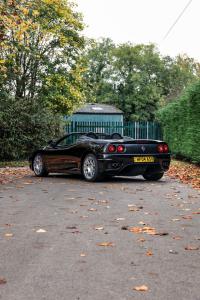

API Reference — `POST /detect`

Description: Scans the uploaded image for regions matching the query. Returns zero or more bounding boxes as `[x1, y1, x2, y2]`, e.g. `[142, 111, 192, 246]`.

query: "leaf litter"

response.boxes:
[0, 278, 7, 285]
[97, 242, 115, 247]
[133, 285, 148, 292]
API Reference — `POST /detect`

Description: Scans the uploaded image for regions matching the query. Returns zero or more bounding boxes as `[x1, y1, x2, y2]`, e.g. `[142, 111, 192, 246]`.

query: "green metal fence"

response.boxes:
[65, 121, 163, 140]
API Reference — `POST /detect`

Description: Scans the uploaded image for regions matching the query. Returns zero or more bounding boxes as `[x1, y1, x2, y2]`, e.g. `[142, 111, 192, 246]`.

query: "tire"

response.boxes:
[143, 172, 164, 181]
[82, 154, 102, 182]
[33, 154, 48, 177]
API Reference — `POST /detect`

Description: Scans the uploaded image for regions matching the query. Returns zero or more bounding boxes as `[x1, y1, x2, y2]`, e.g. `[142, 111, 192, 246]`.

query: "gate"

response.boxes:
[65, 121, 163, 140]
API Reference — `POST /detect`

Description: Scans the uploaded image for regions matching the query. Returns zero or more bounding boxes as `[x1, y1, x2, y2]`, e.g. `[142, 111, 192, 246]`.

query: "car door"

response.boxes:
[44, 134, 81, 172]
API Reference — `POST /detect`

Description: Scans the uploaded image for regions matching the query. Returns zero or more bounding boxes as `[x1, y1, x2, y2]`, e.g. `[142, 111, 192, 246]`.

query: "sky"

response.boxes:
[76, 0, 200, 61]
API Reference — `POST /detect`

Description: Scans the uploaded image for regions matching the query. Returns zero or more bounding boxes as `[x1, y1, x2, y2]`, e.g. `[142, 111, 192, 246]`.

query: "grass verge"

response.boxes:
[0, 161, 28, 168]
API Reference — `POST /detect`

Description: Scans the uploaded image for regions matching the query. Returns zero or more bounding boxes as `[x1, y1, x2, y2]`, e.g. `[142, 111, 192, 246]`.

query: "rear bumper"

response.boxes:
[97, 153, 171, 176]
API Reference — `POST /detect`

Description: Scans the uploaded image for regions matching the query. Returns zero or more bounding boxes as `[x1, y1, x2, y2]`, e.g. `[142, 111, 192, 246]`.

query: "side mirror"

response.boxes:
[48, 140, 56, 147]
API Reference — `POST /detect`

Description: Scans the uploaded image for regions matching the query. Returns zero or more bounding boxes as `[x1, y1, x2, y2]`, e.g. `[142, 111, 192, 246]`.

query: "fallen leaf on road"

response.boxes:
[173, 236, 182, 240]
[95, 226, 104, 231]
[182, 215, 192, 220]
[121, 226, 129, 230]
[97, 242, 115, 247]
[133, 285, 148, 292]
[138, 238, 146, 242]
[36, 229, 47, 233]
[129, 227, 142, 233]
[169, 250, 178, 254]
[4, 233, 13, 237]
[129, 205, 143, 212]
[146, 250, 153, 256]
[185, 246, 199, 251]
[129, 226, 156, 235]
[0, 278, 7, 285]
[98, 200, 109, 204]
[155, 232, 169, 236]
[66, 226, 77, 230]
[129, 207, 139, 212]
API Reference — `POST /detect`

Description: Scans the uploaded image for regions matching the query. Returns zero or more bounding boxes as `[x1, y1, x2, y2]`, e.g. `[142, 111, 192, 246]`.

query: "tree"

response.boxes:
[0, 0, 86, 160]
[111, 43, 163, 121]
[159, 54, 200, 105]
[0, 0, 85, 114]
[83, 39, 200, 121]
[83, 38, 115, 104]
[83, 41, 163, 120]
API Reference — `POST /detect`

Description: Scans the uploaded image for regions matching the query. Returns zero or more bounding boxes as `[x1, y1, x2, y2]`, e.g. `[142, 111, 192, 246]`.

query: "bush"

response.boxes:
[0, 95, 64, 161]
[157, 81, 200, 163]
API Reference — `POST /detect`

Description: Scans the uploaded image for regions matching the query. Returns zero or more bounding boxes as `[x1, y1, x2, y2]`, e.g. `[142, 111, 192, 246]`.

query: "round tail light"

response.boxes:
[157, 144, 164, 153]
[117, 145, 125, 153]
[108, 144, 116, 153]
[163, 144, 169, 152]
[157, 144, 169, 153]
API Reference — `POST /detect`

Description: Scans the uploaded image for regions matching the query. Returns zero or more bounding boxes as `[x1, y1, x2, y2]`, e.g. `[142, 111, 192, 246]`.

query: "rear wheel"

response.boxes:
[33, 154, 48, 177]
[82, 154, 102, 182]
[143, 172, 164, 181]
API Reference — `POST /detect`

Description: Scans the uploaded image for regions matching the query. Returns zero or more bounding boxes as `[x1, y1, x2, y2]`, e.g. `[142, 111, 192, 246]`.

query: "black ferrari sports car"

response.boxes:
[29, 132, 171, 182]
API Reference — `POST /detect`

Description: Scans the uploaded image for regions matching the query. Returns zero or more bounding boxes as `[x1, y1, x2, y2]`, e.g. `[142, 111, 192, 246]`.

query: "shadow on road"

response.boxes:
[33, 173, 167, 185]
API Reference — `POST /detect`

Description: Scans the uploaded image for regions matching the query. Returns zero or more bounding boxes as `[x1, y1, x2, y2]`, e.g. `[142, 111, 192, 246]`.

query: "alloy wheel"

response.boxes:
[83, 156, 96, 180]
[33, 154, 43, 176]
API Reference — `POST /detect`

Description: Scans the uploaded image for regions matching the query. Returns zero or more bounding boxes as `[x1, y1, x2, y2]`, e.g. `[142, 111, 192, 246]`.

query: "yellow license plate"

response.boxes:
[132, 156, 155, 163]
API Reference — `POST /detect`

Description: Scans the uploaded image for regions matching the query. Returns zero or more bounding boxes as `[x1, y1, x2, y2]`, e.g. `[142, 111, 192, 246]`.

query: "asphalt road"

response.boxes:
[0, 173, 200, 300]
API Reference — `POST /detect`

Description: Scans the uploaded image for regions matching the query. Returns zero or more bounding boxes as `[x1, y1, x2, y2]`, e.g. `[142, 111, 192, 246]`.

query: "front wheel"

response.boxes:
[33, 154, 48, 177]
[143, 172, 164, 181]
[82, 154, 102, 182]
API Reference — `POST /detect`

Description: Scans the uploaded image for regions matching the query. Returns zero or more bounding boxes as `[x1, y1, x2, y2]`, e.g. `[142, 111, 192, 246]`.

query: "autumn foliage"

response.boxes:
[168, 160, 200, 190]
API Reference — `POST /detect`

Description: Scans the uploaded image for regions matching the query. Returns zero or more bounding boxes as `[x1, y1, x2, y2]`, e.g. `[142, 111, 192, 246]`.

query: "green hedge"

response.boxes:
[157, 81, 200, 163]
[0, 95, 64, 161]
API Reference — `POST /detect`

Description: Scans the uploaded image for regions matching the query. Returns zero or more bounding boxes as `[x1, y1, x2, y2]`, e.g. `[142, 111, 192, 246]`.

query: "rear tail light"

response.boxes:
[163, 144, 169, 152]
[107, 144, 126, 153]
[108, 144, 116, 153]
[117, 145, 125, 153]
[157, 144, 164, 153]
[157, 144, 169, 153]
